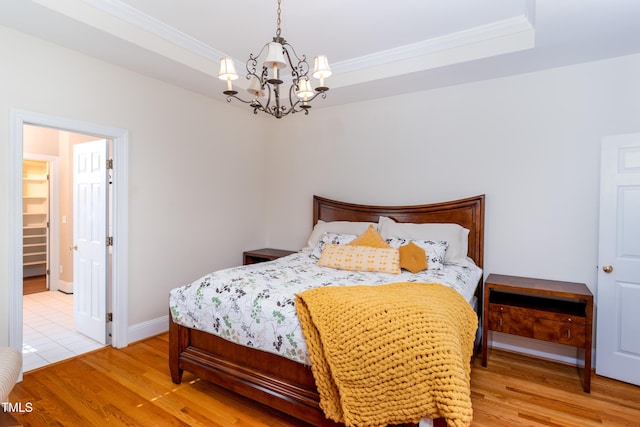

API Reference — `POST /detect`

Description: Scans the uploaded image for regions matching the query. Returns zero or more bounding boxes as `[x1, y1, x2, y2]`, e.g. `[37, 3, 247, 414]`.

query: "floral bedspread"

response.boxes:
[169, 252, 482, 365]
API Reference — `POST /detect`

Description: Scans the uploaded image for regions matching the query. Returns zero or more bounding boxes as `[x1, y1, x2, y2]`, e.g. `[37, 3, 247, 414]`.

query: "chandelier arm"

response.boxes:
[293, 90, 326, 106]
[282, 42, 307, 70]
[252, 103, 266, 115]
[311, 91, 328, 101]
[228, 94, 257, 105]
[265, 83, 275, 114]
[246, 42, 269, 76]
[282, 49, 297, 78]
[225, 94, 257, 105]
[260, 66, 269, 81]
[296, 59, 309, 78]
[280, 43, 309, 83]
[287, 95, 306, 114]
[287, 84, 298, 108]
[279, 89, 312, 117]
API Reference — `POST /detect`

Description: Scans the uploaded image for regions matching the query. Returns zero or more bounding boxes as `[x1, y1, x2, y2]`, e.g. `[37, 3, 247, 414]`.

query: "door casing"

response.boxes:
[8, 109, 129, 379]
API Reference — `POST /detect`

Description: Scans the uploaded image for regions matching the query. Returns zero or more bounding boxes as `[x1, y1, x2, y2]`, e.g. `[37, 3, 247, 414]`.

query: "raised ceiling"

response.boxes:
[1, 0, 639, 107]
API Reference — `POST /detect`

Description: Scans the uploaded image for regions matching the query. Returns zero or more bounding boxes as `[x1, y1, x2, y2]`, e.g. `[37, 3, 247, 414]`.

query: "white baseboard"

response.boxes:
[127, 315, 169, 345]
[58, 280, 73, 294]
[488, 332, 595, 366]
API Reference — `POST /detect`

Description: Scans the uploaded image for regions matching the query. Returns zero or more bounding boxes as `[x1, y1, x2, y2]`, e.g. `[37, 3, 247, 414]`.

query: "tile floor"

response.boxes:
[22, 290, 104, 372]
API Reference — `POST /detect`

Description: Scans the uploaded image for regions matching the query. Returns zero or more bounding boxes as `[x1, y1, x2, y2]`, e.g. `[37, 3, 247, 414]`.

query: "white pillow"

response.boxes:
[386, 237, 448, 270]
[310, 232, 357, 259]
[378, 216, 470, 266]
[305, 220, 376, 252]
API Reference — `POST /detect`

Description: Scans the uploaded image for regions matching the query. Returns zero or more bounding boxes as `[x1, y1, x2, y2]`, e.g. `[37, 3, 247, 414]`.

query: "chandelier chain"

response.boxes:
[276, 0, 282, 37]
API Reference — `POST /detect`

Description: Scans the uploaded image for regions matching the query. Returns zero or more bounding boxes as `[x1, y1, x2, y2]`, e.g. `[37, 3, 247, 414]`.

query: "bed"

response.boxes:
[169, 194, 485, 427]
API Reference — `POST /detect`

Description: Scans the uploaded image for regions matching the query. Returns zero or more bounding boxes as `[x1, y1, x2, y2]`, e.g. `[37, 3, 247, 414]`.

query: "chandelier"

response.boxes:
[217, 0, 331, 119]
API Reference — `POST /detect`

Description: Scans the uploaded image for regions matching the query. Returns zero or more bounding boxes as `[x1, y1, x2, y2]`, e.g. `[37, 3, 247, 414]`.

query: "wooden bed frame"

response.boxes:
[170, 194, 485, 427]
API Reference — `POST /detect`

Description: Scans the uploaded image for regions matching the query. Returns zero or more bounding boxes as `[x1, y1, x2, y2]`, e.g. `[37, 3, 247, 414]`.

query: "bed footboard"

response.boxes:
[169, 315, 450, 427]
[169, 314, 342, 426]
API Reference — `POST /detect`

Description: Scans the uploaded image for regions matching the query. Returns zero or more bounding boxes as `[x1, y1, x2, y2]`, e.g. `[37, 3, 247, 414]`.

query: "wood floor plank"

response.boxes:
[8, 334, 640, 426]
[472, 350, 640, 427]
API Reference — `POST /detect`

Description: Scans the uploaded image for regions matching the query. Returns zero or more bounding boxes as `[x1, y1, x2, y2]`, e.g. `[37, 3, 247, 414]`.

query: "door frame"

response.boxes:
[22, 152, 60, 292]
[8, 109, 129, 362]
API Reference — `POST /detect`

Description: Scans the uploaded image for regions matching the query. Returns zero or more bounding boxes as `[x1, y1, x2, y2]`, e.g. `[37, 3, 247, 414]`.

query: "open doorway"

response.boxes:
[21, 126, 112, 371]
[8, 109, 130, 380]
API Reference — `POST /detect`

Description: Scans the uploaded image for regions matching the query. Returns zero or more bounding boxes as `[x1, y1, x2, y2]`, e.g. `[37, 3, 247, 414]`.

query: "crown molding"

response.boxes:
[32, 0, 535, 91]
[32, 0, 225, 76]
[79, 0, 229, 61]
[332, 13, 535, 75]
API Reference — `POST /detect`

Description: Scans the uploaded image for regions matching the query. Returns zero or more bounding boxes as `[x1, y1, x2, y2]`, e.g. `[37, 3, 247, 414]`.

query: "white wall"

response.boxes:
[265, 53, 640, 357]
[2, 21, 639, 359]
[0, 26, 268, 346]
[267, 53, 640, 287]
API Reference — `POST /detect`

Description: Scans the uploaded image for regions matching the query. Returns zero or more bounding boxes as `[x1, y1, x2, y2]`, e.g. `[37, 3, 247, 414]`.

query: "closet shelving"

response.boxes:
[23, 159, 49, 278]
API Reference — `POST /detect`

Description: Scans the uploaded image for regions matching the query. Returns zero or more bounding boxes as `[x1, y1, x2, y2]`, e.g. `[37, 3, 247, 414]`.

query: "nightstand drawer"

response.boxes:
[488, 311, 534, 337]
[534, 319, 586, 346]
[488, 303, 533, 317]
[489, 303, 586, 344]
[533, 310, 586, 325]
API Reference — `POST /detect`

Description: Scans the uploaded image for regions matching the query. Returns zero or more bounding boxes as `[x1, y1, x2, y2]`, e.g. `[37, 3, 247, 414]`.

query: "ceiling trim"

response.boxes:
[334, 14, 535, 75]
[330, 15, 535, 89]
[33, 0, 220, 76]
[31, 0, 541, 94]
[80, 0, 229, 61]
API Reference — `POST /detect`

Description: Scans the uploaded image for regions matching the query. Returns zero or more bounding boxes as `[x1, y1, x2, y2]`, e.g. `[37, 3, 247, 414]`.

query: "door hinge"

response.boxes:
[106, 236, 113, 246]
[106, 313, 113, 322]
[106, 159, 113, 169]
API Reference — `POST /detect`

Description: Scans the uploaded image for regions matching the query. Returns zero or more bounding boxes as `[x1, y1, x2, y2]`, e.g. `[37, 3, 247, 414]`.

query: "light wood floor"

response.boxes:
[8, 334, 640, 426]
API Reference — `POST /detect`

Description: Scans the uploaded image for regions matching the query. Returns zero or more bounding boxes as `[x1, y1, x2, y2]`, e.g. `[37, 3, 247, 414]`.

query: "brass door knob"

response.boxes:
[70, 245, 78, 251]
[602, 264, 613, 273]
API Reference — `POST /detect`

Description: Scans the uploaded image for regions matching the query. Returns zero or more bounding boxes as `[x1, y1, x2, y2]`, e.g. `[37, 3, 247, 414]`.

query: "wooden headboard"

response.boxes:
[313, 194, 485, 268]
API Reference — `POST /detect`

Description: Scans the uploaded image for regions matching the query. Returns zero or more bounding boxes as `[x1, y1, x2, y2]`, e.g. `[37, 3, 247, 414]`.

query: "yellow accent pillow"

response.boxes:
[347, 224, 391, 248]
[398, 242, 428, 273]
[317, 244, 400, 274]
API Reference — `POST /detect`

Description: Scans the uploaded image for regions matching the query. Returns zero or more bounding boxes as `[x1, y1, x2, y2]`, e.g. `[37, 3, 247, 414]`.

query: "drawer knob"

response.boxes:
[567, 318, 572, 322]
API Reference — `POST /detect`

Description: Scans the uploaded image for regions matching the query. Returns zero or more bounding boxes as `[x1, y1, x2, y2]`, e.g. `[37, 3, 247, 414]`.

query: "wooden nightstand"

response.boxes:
[482, 274, 593, 392]
[242, 248, 296, 265]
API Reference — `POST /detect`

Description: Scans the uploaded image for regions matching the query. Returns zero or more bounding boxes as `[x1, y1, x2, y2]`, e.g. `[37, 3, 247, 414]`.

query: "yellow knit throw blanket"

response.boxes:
[296, 282, 477, 427]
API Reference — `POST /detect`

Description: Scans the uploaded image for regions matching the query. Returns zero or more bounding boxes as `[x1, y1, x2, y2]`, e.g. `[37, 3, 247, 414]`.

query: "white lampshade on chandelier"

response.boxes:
[218, 0, 331, 119]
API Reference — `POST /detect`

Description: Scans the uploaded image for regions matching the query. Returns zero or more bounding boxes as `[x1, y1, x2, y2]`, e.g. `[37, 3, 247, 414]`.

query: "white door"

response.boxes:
[73, 139, 109, 345]
[596, 132, 640, 386]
